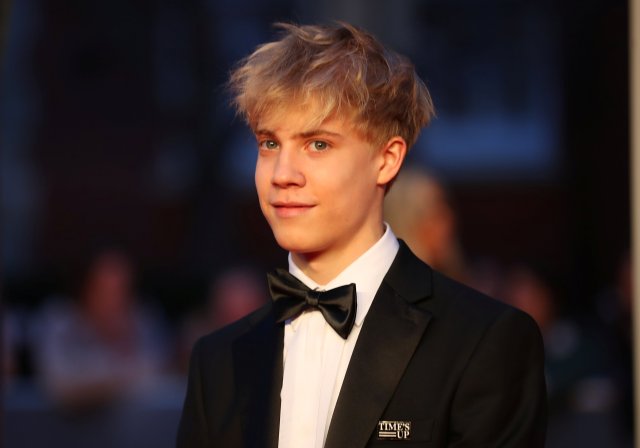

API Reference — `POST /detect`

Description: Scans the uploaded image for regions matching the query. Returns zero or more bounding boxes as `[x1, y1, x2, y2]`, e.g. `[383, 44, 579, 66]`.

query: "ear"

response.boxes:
[376, 136, 407, 187]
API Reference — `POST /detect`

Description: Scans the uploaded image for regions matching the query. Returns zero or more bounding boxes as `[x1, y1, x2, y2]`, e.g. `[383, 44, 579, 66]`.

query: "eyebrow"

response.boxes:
[254, 128, 343, 139]
[297, 129, 343, 139]
[254, 129, 276, 137]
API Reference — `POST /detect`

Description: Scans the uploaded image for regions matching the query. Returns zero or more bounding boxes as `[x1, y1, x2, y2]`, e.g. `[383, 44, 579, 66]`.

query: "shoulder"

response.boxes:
[191, 303, 273, 361]
[430, 270, 512, 318]
[426, 269, 543, 350]
[386, 241, 543, 360]
[392, 241, 538, 335]
[435, 270, 535, 320]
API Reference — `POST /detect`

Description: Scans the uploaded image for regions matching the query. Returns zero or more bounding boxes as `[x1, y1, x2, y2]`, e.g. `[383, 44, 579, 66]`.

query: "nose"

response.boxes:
[271, 148, 305, 188]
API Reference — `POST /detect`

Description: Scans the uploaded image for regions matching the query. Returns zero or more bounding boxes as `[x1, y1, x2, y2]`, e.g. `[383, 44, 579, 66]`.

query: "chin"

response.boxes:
[271, 228, 321, 254]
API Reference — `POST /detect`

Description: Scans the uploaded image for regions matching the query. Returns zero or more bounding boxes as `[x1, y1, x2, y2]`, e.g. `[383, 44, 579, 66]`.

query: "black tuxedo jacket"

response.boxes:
[177, 242, 547, 447]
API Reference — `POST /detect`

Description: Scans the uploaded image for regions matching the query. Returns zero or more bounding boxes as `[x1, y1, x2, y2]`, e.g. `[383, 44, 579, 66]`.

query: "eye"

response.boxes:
[310, 140, 329, 151]
[259, 139, 279, 151]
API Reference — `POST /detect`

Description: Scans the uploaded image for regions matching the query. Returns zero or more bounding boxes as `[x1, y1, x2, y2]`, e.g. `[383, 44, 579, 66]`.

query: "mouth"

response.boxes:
[271, 202, 315, 218]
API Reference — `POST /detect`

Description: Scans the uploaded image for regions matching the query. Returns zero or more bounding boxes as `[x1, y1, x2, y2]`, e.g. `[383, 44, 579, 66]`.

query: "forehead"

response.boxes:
[253, 102, 359, 135]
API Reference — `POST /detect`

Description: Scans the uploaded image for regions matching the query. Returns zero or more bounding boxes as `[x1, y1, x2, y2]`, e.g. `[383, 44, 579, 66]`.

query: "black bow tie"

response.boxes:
[267, 268, 357, 339]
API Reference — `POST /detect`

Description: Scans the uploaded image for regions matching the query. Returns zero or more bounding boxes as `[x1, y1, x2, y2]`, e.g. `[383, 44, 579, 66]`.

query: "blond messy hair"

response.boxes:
[228, 22, 435, 148]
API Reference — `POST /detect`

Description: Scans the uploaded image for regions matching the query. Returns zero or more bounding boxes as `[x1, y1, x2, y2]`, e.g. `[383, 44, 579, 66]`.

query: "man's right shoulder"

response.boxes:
[194, 303, 274, 355]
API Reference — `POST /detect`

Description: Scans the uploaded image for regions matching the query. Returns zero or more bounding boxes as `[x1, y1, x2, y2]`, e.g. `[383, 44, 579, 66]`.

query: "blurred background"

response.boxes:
[0, 0, 631, 446]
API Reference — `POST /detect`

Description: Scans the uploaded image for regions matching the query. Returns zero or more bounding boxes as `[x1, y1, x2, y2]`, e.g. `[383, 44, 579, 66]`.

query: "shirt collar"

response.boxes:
[288, 224, 399, 328]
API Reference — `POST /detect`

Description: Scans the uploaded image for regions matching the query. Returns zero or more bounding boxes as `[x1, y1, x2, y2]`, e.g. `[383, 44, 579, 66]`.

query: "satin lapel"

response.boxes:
[233, 308, 284, 448]
[324, 242, 433, 448]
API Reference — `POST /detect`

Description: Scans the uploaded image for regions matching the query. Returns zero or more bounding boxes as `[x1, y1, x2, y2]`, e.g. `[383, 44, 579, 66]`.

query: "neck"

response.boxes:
[291, 222, 386, 285]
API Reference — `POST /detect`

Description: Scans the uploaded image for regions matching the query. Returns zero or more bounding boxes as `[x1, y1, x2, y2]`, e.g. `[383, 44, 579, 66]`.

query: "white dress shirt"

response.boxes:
[277, 225, 399, 448]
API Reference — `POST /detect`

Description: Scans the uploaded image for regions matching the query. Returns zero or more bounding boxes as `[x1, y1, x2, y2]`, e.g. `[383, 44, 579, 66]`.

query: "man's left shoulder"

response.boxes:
[388, 241, 541, 339]
[427, 269, 541, 339]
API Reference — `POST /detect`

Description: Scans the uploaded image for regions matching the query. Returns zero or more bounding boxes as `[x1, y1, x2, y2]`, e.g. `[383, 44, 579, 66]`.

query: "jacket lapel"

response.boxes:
[233, 306, 284, 448]
[324, 242, 434, 448]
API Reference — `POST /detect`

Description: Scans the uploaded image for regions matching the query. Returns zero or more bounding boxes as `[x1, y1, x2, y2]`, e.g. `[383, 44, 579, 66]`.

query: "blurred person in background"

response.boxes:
[3, 307, 22, 387]
[31, 247, 168, 411]
[384, 167, 468, 284]
[595, 251, 633, 444]
[501, 263, 622, 445]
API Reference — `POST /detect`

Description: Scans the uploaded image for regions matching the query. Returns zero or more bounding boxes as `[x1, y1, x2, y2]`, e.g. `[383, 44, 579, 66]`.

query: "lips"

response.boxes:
[271, 201, 315, 218]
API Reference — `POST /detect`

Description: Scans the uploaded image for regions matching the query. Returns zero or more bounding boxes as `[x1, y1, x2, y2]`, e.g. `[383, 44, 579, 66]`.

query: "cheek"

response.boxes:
[254, 160, 269, 198]
[337, 168, 377, 203]
[255, 161, 276, 223]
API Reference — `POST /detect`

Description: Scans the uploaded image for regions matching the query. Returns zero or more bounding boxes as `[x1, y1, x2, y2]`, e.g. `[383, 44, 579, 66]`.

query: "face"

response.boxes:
[254, 107, 397, 270]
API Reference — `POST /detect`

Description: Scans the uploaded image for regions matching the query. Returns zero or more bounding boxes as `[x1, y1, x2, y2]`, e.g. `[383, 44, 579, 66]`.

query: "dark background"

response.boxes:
[1, 0, 631, 446]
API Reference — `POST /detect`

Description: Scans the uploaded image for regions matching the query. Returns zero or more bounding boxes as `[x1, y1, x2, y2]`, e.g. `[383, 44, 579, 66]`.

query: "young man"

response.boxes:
[177, 22, 547, 448]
